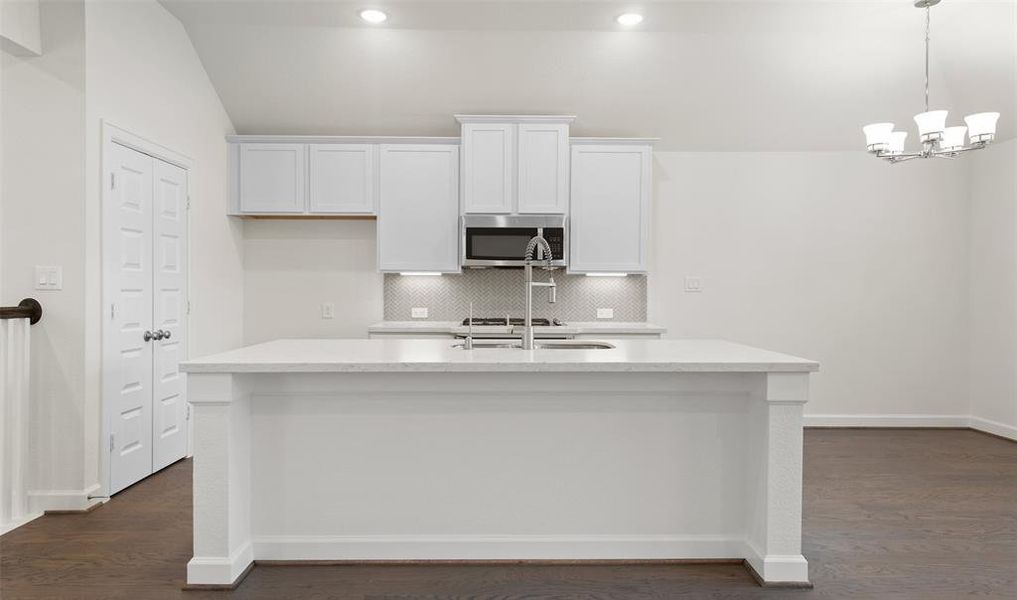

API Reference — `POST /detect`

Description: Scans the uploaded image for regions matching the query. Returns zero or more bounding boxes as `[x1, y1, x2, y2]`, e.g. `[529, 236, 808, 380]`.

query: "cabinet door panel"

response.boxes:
[239, 143, 306, 213]
[462, 123, 513, 214]
[309, 144, 376, 214]
[569, 145, 651, 274]
[378, 145, 460, 272]
[517, 123, 568, 214]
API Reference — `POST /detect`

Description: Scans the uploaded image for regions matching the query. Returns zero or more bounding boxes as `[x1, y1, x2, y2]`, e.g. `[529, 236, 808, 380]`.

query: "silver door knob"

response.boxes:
[143, 330, 154, 342]
[161, 329, 172, 340]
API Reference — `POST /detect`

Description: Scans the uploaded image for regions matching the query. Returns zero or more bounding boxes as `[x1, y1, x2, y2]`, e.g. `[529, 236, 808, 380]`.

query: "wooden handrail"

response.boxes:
[0, 298, 42, 324]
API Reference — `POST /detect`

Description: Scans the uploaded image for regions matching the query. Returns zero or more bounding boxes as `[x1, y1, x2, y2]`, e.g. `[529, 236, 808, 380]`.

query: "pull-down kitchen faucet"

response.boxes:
[522, 235, 557, 350]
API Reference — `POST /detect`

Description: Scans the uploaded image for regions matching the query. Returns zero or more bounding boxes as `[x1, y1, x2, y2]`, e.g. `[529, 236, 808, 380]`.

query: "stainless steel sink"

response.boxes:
[453, 340, 615, 350]
[536, 341, 615, 350]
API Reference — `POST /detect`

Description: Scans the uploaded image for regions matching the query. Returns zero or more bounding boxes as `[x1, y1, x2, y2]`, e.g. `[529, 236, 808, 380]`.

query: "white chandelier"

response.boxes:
[863, 0, 1000, 163]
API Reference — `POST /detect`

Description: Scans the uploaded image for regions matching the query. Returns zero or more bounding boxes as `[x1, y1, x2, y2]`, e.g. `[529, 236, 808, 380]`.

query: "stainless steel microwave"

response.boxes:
[462, 215, 567, 268]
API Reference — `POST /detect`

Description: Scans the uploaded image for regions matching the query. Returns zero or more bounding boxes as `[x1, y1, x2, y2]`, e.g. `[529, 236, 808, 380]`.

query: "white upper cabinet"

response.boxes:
[308, 144, 376, 214]
[517, 123, 569, 214]
[461, 123, 514, 214]
[238, 143, 306, 214]
[377, 144, 460, 273]
[569, 143, 652, 274]
[457, 116, 573, 215]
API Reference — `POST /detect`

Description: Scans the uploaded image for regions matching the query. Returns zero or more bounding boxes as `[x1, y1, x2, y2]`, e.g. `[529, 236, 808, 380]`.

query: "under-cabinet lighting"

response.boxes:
[399, 272, 442, 277]
[359, 9, 388, 23]
[616, 13, 644, 26]
[586, 273, 628, 277]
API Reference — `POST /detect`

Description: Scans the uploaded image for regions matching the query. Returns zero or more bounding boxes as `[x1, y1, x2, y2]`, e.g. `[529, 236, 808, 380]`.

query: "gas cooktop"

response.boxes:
[461, 317, 563, 327]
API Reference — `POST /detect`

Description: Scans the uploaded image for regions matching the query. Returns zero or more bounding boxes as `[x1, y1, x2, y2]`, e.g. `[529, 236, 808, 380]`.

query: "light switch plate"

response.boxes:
[34, 266, 63, 290]
[684, 276, 703, 293]
[596, 308, 614, 319]
[411, 307, 429, 319]
[321, 303, 335, 319]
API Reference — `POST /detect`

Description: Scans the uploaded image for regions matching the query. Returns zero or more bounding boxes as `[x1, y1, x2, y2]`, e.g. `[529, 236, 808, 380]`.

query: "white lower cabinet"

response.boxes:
[377, 144, 460, 273]
[569, 144, 652, 274]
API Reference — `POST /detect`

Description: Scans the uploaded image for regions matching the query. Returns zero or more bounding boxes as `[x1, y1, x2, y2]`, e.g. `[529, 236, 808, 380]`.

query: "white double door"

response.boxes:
[104, 142, 188, 494]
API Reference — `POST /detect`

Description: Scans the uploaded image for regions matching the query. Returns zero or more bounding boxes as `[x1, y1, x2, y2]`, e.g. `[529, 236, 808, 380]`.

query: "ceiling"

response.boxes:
[161, 0, 1016, 151]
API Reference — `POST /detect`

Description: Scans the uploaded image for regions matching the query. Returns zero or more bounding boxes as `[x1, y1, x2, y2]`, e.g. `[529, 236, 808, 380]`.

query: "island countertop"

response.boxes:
[180, 338, 819, 374]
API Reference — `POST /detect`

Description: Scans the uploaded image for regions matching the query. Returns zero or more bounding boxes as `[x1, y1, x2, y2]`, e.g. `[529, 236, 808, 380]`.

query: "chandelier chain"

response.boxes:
[924, 6, 930, 112]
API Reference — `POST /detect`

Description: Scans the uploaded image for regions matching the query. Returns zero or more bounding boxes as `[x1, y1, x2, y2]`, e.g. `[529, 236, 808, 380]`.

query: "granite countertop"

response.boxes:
[181, 338, 819, 374]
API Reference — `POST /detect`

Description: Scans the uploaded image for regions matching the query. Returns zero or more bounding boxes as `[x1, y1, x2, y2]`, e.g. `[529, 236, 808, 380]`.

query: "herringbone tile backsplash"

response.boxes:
[384, 270, 647, 322]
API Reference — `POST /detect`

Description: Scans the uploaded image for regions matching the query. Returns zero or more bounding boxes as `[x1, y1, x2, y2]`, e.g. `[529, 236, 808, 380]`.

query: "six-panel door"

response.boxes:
[105, 142, 189, 494]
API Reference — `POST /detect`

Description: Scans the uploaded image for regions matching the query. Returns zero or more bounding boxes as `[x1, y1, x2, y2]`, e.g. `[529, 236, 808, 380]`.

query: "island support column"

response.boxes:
[186, 373, 254, 588]
[745, 372, 811, 586]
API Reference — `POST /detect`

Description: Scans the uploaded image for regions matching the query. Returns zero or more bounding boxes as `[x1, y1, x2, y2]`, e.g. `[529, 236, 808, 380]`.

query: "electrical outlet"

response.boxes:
[411, 307, 429, 319]
[684, 276, 704, 293]
[596, 308, 614, 319]
[34, 266, 63, 290]
[321, 303, 335, 319]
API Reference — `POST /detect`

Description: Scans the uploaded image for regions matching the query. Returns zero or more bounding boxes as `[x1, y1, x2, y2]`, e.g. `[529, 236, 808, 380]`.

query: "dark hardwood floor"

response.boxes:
[2, 429, 1016, 599]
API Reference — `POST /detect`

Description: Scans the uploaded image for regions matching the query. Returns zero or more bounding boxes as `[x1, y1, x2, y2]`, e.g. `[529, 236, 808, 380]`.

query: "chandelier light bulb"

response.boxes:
[939, 126, 967, 151]
[888, 131, 908, 155]
[913, 110, 948, 142]
[964, 112, 1000, 143]
[863, 123, 895, 152]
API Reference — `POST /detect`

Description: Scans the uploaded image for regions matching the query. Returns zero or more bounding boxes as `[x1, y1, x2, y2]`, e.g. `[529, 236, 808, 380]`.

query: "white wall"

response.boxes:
[82, 0, 242, 494]
[968, 139, 1017, 438]
[1, 0, 87, 494]
[648, 151, 971, 421]
[243, 220, 381, 344]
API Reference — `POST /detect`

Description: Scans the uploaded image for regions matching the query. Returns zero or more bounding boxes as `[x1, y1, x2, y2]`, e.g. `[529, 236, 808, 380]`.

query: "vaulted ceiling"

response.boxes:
[162, 0, 1016, 151]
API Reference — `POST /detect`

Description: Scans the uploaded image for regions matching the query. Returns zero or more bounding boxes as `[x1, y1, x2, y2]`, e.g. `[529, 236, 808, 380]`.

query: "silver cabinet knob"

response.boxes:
[143, 330, 154, 342]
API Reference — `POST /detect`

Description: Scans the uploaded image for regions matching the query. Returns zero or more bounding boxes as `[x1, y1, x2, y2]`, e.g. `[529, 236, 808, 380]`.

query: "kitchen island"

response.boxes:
[181, 338, 818, 588]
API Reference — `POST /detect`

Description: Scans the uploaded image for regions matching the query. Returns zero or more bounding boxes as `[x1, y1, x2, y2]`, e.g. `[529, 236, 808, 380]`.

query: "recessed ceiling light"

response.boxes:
[359, 9, 388, 24]
[616, 13, 644, 26]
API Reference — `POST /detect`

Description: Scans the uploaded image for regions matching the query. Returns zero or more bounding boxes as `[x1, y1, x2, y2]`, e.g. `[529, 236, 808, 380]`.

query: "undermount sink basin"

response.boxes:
[452, 340, 615, 350]
[536, 341, 615, 350]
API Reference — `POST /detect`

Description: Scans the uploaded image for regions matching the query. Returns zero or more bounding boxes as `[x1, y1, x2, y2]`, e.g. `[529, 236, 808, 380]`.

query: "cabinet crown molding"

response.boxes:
[226, 135, 460, 145]
[454, 115, 576, 124]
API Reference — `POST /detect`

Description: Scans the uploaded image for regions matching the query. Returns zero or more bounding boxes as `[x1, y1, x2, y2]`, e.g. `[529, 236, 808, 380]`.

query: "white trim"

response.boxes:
[27, 483, 104, 513]
[968, 416, 1017, 441]
[100, 121, 193, 499]
[0, 512, 42, 536]
[226, 135, 460, 145]
[455, 114, 576, 124]
[187, 541, 253, 585]
[803, 414, 970, 428]
[744, 540, 810, 584]
[252, 534, 747, 562]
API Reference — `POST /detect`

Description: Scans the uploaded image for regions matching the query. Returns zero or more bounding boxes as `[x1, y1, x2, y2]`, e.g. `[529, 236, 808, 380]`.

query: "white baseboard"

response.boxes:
[28, 483, 104, 513]
[804, 414, 970, 428]
[252, 534, 748, 562]
[1, 512, 43, 536]
[743, 540, 810, 584]
[968, 416, 1017, 441]
[187, 541, 253, 586]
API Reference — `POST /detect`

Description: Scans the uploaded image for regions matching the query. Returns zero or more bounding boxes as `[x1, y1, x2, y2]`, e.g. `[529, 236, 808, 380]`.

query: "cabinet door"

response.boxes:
[569, 145, 651, 274]
[239, 143, 306, 213]
[378, 144, 460, 273]
[517, 123, 569, 214]
[308, 144, 376, 214]
[461, 123, 514, 214]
